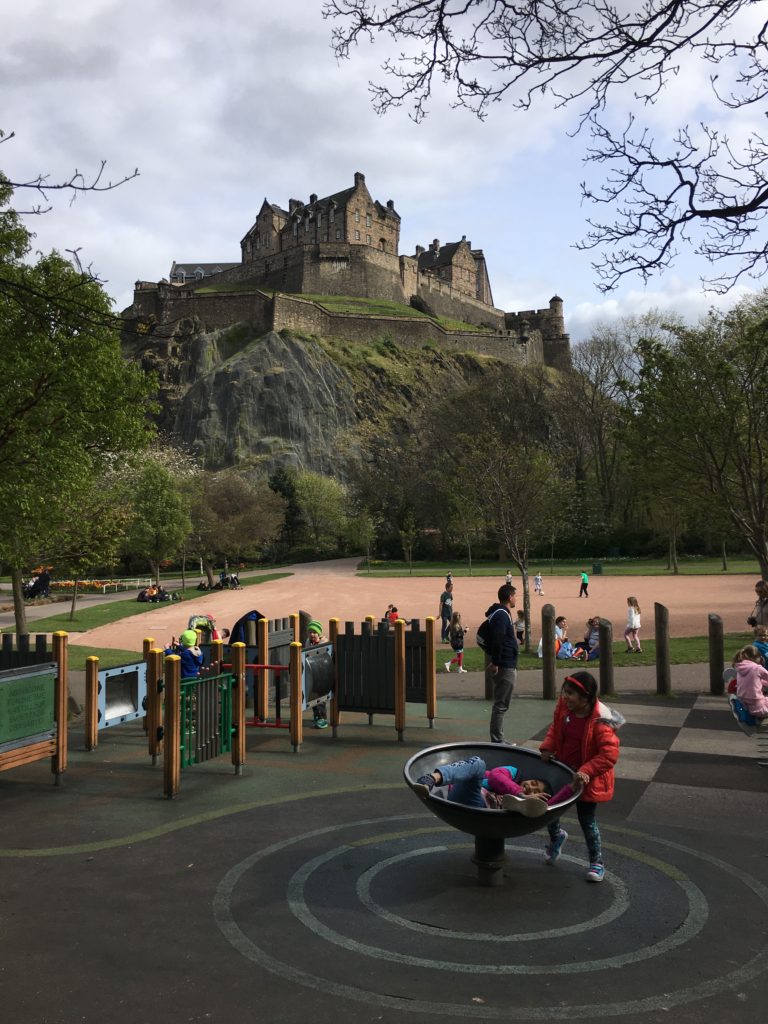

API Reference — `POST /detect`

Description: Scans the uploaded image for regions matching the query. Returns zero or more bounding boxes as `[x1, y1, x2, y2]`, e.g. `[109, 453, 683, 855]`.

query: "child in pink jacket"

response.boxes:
[733, 645, 768, 718]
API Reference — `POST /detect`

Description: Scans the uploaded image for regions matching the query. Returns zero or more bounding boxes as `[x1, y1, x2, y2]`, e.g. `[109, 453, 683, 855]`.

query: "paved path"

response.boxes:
[12, 557, 758, 655]
[2, 669, 767, 1023]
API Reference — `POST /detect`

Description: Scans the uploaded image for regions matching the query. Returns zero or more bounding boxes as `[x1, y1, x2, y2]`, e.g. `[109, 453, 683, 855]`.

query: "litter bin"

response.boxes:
[591, 562, 603, 575]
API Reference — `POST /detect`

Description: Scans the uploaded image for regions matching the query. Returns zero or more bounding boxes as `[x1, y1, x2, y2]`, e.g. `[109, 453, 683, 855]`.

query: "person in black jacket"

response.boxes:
[485, 583, 519, 743]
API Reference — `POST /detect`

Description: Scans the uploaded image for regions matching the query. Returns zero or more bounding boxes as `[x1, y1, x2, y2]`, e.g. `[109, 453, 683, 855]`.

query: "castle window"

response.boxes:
[329, 208, 335, 223]
[293, 221, 298, 236]
[195, 269, 204, 280]
[379, 238, 386, 251]
[366, 213, 371, 227]
[335, 228, 341, 239]
[255, 236, 260, 250]
[355, 230, 361, 240]
[175, 271, 186, 283]
[366, 234, 371, 245]
[354, 209, 360, 223]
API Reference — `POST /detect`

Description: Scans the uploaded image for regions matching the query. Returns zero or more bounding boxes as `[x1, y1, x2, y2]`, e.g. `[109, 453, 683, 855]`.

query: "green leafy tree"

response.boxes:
[632, 292, 768, 577]
[0, 178, 155, 632]
[294, 471, 348, 554]
[188, 470, 286, 585]
[123, 459, 191, 583]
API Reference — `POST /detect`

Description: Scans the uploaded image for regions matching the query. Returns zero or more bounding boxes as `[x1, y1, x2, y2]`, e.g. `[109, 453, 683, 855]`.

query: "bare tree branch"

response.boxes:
[324, 1, 768, 290]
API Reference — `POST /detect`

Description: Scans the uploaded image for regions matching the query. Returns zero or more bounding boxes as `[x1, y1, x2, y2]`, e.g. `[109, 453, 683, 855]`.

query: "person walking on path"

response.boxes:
[438, 581, 454, 643]
[445, 611, 468, 673]
[485, 583, 518, 743]
[624, 596, 642, 652]
[534, 573, 544, 596]
[578, 570, 589, 597]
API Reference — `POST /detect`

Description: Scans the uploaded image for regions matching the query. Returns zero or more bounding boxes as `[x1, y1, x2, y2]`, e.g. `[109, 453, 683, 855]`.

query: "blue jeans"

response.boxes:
[439, 756, 487, 808]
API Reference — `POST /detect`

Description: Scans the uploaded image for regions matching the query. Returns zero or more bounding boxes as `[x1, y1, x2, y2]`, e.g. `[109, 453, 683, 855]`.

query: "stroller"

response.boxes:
[187, 612, 229, 643]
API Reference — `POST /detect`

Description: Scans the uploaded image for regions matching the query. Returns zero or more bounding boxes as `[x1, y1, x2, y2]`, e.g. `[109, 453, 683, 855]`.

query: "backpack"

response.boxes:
[476, 607, 509, 650]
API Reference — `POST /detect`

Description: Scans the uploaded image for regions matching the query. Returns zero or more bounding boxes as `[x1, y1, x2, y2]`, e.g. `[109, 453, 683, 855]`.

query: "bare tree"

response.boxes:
[324, 1, 768, 291]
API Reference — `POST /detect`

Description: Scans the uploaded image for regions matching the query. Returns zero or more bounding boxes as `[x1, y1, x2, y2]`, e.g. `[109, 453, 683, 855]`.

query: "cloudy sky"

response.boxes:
[1, 1, 761, 341]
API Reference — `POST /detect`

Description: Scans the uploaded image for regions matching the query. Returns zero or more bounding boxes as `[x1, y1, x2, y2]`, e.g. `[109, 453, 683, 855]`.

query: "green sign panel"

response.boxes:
[0, 667, 56, 746]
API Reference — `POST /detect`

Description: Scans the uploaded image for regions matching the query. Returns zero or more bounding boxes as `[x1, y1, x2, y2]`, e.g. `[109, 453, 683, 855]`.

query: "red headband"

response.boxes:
[564, 675, 590, 695]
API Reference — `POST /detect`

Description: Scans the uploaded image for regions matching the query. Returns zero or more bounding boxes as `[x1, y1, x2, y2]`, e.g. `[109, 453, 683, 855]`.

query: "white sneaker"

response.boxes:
[444, 661, 451, 672]
[459, 667, 468, 673]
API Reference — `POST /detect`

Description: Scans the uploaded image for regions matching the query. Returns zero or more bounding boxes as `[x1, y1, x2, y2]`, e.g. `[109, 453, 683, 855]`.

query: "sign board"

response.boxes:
[0, 663, 57, 751]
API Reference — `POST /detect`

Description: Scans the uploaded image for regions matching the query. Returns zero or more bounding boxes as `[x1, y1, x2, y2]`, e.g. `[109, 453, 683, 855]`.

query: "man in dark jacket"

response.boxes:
[486, 583, 518, 743]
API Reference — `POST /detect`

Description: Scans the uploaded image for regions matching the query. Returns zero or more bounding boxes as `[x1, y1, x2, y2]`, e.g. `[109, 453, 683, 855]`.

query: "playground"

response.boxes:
[2, 560, 767, 1023]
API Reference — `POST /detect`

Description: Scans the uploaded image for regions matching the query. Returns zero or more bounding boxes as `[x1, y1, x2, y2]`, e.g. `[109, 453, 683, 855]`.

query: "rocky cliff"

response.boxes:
[122, 317, 509, 479]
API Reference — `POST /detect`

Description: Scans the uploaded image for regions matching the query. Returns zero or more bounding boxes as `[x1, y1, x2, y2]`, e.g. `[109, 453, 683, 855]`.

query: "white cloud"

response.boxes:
[0, 0, 759, 335]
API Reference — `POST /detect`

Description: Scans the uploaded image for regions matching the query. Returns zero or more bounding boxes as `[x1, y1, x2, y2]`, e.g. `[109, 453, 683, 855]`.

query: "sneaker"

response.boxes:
[413, 773, 436, 798]
[444, 661, 451, 672]
[586, 863, 605, 882]
[313, 717, 328, 729]
[502, 794, 549, 818]
[459, 667, 468, 673]
[544, 829, 568, 864]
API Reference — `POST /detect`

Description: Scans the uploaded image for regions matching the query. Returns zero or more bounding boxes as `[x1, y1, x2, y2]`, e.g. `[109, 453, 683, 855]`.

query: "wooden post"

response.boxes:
[52, 631, 68, 782]
[231, 642, 246, 774]
[598, 618, 615, 696]
[394, 618, 406, 741]
[210, 638, 223, 673]
[142, 638, 154, 734]
[541, 604, 556, 700]
[290, 612, 300, 642]
[328, 618, 340, 736]
[256, 617, 269, 722]
[84, 656, 99, 751]
[708, 613, 725, 695]
[655, 602, 672, 696]
[146, 648, 163, 764]
[425, 615, 437, 726]
[163, 655, 181, 798]
[289, 641, 303, 752]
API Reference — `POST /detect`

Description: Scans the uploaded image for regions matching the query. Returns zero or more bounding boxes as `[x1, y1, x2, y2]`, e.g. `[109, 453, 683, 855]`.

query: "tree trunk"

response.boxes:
[68, 580, 79, 620]
[466, 540, 473, 576]
[11, 567, 28, 636]
[181, 549, 187, 593]
[670, 532, 679, 574]
[203, 558, 216, 588]
[721, 539, 728, 572]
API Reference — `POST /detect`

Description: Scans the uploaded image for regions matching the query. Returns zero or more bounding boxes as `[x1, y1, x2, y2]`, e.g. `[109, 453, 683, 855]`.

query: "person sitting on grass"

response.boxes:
[413, 755, 556, 817]
[572, 617, 600, 661]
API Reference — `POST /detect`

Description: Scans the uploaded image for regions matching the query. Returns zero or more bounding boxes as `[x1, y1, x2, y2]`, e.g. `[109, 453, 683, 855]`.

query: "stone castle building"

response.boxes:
[129, 172, 570, 369]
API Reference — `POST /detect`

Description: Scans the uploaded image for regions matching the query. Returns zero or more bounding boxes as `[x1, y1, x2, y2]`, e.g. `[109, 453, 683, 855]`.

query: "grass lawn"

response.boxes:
[438, 631, 754, 672]
[361, 557, 761, 577]
[2, 573, 291, 636]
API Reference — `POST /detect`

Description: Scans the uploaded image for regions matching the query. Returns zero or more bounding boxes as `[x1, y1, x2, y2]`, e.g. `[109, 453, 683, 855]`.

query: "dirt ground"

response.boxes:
[79, 558, 759, 652]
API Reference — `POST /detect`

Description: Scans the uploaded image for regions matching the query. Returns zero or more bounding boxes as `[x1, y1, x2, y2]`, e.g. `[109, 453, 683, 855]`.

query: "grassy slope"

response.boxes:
[359, 557, 761, 577]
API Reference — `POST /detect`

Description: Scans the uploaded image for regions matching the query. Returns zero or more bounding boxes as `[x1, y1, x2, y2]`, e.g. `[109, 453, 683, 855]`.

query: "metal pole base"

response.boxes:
[472, 835, 506, 886]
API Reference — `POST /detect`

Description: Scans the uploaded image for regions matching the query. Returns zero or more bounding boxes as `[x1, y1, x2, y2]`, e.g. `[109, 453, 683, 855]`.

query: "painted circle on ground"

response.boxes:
[213, 815, 768, 1019]
[354, 843, 631, 941]
[286, 836, 705, 973]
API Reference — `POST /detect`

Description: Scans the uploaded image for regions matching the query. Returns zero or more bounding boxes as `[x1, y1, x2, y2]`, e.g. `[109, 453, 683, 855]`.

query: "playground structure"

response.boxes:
[0, 632, 68, 784]
[80, 614, 437, 796]
[404, 741, 582, 886]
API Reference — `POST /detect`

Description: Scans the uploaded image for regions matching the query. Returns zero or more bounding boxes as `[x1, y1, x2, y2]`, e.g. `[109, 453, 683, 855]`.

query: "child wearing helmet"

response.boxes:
[166, 629, 203, 678]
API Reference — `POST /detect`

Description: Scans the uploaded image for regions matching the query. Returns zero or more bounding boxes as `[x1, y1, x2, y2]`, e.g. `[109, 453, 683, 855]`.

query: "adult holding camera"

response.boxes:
[747, 580, 768, 627]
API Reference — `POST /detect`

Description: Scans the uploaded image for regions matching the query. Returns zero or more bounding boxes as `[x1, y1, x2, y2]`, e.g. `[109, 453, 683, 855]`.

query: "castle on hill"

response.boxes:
[129, 172, 570, 369]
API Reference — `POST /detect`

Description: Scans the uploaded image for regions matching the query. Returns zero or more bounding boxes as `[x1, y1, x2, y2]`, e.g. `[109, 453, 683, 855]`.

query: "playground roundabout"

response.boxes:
[213, 795, 768, 1020]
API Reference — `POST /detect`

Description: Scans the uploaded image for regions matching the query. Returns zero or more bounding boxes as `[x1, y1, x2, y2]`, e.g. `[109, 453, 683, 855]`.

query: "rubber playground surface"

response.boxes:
[3, 681, 768, 1023]
[78, 558, 758, 653]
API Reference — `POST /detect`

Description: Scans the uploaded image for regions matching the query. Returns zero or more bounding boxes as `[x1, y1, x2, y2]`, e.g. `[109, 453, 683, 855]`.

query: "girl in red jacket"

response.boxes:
[539, 671, 621, 883]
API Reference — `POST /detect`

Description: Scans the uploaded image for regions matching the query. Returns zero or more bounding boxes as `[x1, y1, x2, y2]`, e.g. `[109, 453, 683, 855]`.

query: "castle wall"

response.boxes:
[270, 293, 536, 366]
[416, 274, 506, 329]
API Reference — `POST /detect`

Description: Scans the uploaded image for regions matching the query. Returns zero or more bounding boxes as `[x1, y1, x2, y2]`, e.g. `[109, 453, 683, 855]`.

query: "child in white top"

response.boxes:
[534, 573, 544, 595]
[623, 596, 642, 653]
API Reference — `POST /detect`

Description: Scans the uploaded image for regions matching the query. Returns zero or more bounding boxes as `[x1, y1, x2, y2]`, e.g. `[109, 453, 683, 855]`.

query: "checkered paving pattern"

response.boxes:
[524, 694, 768, 840]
